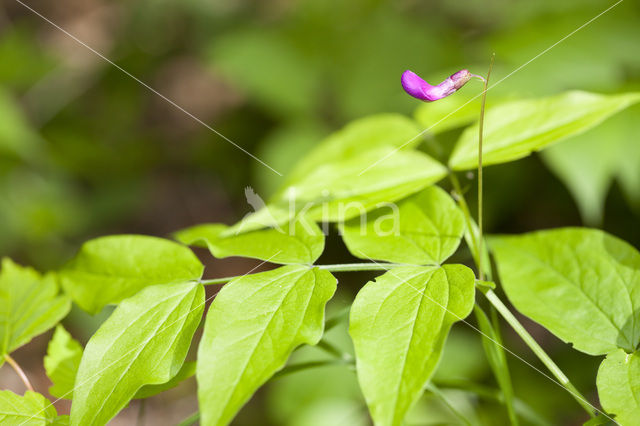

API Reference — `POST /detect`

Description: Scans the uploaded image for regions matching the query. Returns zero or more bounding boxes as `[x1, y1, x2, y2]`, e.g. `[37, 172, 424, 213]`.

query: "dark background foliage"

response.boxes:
[1, 0, 639, 424]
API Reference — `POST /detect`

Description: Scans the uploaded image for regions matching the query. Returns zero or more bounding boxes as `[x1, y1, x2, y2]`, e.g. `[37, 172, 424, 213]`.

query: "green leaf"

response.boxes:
[340, 186, 465, 265]
[449, 91, 640, 170]
[44, 325, 83, 399]
[0, 390, 58, 425]
[133, 361, 196, 399]
[414, 95, 482, 135]
[282, 114, 423, 187]
[596, 349, 640, 426]
[490, 228, 640, 355]
[70, 281, 204, 426]
[230, 147, 448, 235]
[58, 235, 203, 314]
[474, 306, 518, 425]
[542, 105, 640, 224]
[0, 258, 70, 358]
[349, 265, 475, 426]
[175, 215, 324, 264]
[197, 265, 337, 426]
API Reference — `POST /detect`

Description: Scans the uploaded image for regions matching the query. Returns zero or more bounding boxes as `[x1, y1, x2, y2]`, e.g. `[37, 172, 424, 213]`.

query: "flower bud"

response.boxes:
[401, 69, 477, 102]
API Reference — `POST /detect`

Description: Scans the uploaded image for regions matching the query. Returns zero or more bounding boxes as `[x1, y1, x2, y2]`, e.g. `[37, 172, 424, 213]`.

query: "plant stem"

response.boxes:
[3, 354, 34, 392]
[137, 399, 146, 426]
[200, 276, 235, 285]
[317, 339, 352, 361]
[484, 290, 595, 417]
[477, 54, 494, 281]
[316, 262, 413, 272]
[176, 412, 200, 426]
[272, 359, 352, 380]
[425, 383, 472, 426]
[199, 263, 411, 285]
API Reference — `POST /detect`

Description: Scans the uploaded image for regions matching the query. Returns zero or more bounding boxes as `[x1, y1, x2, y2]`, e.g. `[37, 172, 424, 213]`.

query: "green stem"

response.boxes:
[425, 383, 472, 426]
[200, 276, 235, 285]
[316, 262, 412, 272]
[324, 306, 350, 332]
[484, 289, 595, 417]
[449, 173, 482, 271]
[272, 359, 352, 380]
[176, 412, 199, 426]
[200, 263, 411, 285]
[317, 339, 352, 361]
[477, 54, 494, 281]
[4, 354, 34, 392]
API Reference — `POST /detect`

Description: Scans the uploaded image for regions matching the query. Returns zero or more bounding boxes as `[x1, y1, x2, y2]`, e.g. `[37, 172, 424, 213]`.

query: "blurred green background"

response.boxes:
[0, 0, 639, 424]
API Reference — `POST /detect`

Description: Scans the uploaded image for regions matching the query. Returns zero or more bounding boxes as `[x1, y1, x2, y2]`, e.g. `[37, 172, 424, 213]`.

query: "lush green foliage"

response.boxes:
[350, 265, 475, 426]
[2, 84, 640, 425]
[3, 1, 640, 419]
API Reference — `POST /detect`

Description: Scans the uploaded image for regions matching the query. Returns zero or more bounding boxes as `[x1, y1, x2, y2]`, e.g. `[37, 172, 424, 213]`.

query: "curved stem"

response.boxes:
[484, 290, 595, 417]
[3, 354, 34, 392]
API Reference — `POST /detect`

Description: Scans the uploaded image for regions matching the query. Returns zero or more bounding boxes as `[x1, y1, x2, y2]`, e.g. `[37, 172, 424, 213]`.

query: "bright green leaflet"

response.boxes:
[281, 114, 423, 190]
[133, 361, 196, 399]
[58, 235, 204, 314]
[349, 265, 475, 426]
[70, 281, 204, 426]
[0, 390, 57, 425]
[44, 325, 83, 399]
[228, 147, 448, 235]
[175, 216, 324, 264]
[474, 306, 518, 425]
[449, 91, 640, 170]
[0, 258, 70, 361]
[44, 325, 197, 401]
[340, 186, 465, 265]
[197, 265, 337, 426]
[490, 228, 640, 355]
[596, 349, 640, 426]
[542, 105, 640, 224]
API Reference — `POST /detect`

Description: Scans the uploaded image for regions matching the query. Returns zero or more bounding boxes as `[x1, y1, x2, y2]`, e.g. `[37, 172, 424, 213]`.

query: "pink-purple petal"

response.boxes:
[401, 69, 474, 102]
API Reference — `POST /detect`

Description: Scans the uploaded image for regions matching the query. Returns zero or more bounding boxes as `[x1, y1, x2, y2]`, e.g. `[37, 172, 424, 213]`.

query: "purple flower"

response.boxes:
[401, 69, 482, 102]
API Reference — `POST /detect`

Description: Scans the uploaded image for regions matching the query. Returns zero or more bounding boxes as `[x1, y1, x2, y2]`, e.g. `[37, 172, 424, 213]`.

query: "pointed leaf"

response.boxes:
[175, 216, 324, 264]
[197, 265, 337, 426]
[349, 265, 475, 426]
[0, 390, 57, 425]
[44, 325, 83, 399]
[340, 186, 465, 264]
[491, 228, 640, 355]
[58, 235, 203, 314]
[283, 114, 423, 188]
[70, 281, 204, 425]
[133, 361, 196, 399]
[0, 258, 70, 358]
[596, 349, 640, 426]
[449, 91, 640, 170]
[229, 148, 448, 236]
